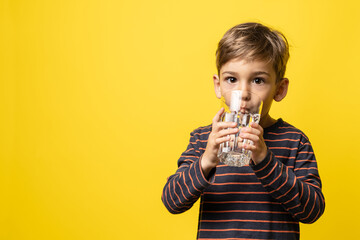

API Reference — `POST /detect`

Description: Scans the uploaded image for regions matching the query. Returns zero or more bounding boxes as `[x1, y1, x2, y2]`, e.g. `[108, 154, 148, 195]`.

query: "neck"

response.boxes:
[259, 114, 277, 129]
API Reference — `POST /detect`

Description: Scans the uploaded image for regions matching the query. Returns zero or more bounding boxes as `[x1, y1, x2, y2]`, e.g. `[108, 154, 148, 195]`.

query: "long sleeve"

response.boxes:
[250, 131, 325, 223]
[161, 126, 215, 214]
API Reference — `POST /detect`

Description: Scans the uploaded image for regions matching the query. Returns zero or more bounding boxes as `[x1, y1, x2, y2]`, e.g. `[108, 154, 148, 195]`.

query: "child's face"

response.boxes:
[213, 58, 288, 125]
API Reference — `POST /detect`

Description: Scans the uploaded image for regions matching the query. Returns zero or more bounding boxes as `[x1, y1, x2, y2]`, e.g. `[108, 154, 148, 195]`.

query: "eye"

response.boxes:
[225, 77, 237, 84]
[252, 77, 265, 85]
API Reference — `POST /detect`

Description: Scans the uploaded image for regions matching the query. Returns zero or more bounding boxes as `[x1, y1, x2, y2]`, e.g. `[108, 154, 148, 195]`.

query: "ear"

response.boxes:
[274, 78, 289, 102]
[213, 74, 221, 99]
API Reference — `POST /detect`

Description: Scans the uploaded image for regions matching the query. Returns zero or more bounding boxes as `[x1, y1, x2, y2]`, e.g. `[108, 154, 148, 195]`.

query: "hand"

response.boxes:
[239, 121, 268, 164]
[201, 108, 239, 177]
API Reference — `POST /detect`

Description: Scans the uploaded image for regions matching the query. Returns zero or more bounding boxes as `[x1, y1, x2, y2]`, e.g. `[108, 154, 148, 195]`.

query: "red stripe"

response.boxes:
[188, 163, 201, 193]
[294, 184, 311, 217]
[303, 181, 320, 190]
[269, 167, 289, 194]
[268, 131, 301, 135]
[216, 172, 255, 177]
[200, 228, 298, 234]
[287, 202, 301, 211]
[296, 159, 316, 163]
[253, 154, 272, 173]
[200, 219, 298, 224]
[200, 238, 274, 240]
[195, 159, 206, 188]
[168, 180, 180, 208]
[190, 139, 208, 144]
[203, 191, 268, 195]
[176, 180, 189, 201]
[202, 200, 280, 205]
[182, 171, 196, 197]
[294, 167, 318, 171]
[172, 175, 183, 205]
[299, 181, 305, 199]
[277, 174, 297, 199]
[297, 175, 320, 180]
[276, 155, 295, 159]
[180, 155, 199, 158]
[259, 161, 278, 180]
[216, 164, 249, 168]
[185, 148, 194, 153]
[202, 210, 288, 214]
[183, 158, 195, 163]
[267, 131, 308, 139]
[264, 138, 300, 142]
[198, 156, 211, 185]
[308, 173, 321, 181]
[264, 163, 283, 187]
[301, 193, 317, 221]
[283, 192, 298, 205]
[309, 200, 322, 223]
[213, 182, 261, 186]
[269, 146, 297, 150]
[279, 126, 296, 129]
[164, 182, 180, 213]
[193, 130, 211, 136]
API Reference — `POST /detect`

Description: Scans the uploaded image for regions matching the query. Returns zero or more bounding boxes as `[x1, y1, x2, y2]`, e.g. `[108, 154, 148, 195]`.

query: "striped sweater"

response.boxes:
[162, 119, 325, 240]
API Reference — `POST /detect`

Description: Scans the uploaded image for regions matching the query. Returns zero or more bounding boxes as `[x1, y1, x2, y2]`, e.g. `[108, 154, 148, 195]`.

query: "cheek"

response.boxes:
[220, 85, 233, 101]
[258, 86, 276, 104]
[222, 92, 232, 106]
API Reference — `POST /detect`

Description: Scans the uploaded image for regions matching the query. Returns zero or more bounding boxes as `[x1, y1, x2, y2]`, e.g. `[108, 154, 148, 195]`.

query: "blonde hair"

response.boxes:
[216, 22, 290, 82]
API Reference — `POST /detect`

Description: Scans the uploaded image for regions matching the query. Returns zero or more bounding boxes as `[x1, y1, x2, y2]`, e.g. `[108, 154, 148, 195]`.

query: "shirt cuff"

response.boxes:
[250, 149, 275, 178]
[196, 155, 216, 186]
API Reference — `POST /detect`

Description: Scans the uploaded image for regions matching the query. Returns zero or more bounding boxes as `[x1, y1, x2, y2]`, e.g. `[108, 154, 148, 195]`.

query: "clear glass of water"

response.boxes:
[218, 90, 263, 167]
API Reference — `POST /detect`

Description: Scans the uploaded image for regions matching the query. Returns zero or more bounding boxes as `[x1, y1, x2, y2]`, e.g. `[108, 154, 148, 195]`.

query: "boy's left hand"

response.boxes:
[239, 122, 268, 165]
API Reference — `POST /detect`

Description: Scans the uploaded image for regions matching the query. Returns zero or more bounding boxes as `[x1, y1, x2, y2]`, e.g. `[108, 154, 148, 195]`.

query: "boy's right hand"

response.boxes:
[201, 108, 239, 178]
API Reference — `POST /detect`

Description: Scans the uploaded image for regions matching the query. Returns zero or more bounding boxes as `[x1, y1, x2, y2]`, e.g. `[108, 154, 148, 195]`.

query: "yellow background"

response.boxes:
[1, 0, 359, 239]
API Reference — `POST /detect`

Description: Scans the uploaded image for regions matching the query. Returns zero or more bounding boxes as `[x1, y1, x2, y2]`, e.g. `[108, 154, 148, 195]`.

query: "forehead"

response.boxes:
[220, 58, 276, 77]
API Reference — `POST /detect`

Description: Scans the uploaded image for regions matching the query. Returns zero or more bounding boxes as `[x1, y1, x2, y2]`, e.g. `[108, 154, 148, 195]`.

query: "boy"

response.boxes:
[162, 22, 325, 240]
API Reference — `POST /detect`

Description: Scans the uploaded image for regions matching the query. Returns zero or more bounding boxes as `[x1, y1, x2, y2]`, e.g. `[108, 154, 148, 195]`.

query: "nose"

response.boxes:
[237, 81, 251, 101]
[239, 80, 250, 91]
[241, 90, 251, 101]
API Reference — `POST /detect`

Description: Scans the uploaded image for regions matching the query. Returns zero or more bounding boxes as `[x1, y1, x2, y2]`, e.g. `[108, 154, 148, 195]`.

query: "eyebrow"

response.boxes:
[222, 71, 271, 76]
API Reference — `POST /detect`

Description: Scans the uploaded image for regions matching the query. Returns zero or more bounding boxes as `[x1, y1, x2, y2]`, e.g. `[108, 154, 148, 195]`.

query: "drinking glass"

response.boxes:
[218, 90, 263, 167]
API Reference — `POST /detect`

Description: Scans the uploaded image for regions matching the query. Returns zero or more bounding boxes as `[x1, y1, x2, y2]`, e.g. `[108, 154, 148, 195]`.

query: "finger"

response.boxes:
[215, 135, 231, 145]
[242, 142, 256, 151]
[239, 132, 260, 143]
[213, 121, 237, 133]
[217, 127, 239, 138]
[217, 121, 237, 130]
[240, 126, 261, 136]
[250, 122, 264, 134]
[212, 108, 225, 123]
